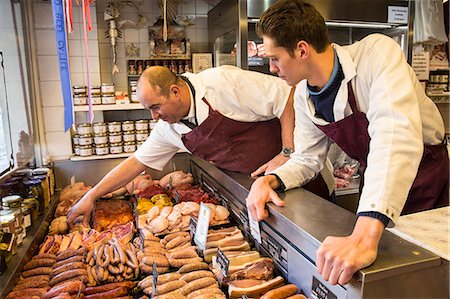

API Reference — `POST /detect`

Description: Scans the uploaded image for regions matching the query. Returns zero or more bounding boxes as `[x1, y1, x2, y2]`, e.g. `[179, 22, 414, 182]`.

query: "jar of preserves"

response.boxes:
[101, 83, 115, 94]
[23, 198, 39, 223]
[73, 94, 87, 106]
[0, 180, 21, 199]
[109, 143, 123, 154]
[136, 130, 149, 142]
[91, 94, 102, 105]
[95, 144, 109, 156]
[73, 134, 80, 145]
[2, 195, 22, 210]
[74, 146, 81, 156]
[11, 209, 25, 239]
[23, 179, 44, 216]
[108, 132, 122, 144]
[102, 93, 116, 105]
[76, 123, 92, 135]
[21, 204, 32, 230]
[149, 120, 157, 130]
[79, 145, 93, 157]
[108, 122, 122, 133]
[123, 131, 136, 142]
[122, 121, 135, 131]
[136, 141, 145, 149]
[78, 134, 93, 146]
[93, 133, 108, 145]
[73, 85, 87, 95]
[124, 142, 136, 153]
[30, 175, 50, 208]
[93, 122, 107, 134]
[135, 120, 149, 131]
[0, 214, 16, 234]
[91, 86, 101, 95]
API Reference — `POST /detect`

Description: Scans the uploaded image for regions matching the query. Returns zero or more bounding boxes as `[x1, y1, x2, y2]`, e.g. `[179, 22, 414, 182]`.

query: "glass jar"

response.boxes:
[123, 131, 136, 142]
[136, 141, 145, 149]
[91, 94, 102, 105]
[149, 120, 157, 130]
[95, 144, 109, 156]
[73, 85, 87, 94]
[79, 145, 93, 157]
[74, 146, 81, 156]
[93, 133, 108, 145]
[124, 142, 136, 153]
[91, 86, 101, 95]
[108, 132, 122, 144]
[109, 143, 123, 154]
[23, 179, 44, 216]
[0, 180, 21, 199]
[93, 122, 107, 134]
[102, 93, 116, 105]
[78, 134, 93, 146]
[73, 134, 80, 145]
[135, 120, 149, 131]
[0, 214, 16, 234]
[11, 209, 25, 239]
[23, 198, 39, 223]
[122, 121, 135, 131]
[136, 130, 149, 142]
[73, 94, 87, 106]
[21, 205, 32, 230]
[101, 83, 115, 94]
[2, 195, 22, 210]
[77, 123, 92, 135]
[30, 175, 50, 209]
[108, 122, 122, 133]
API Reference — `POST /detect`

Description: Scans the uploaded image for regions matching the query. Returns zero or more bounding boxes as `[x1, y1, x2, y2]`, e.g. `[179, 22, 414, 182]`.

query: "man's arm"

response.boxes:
[66, 155, 147, 226]
[251, 86, 295, 176]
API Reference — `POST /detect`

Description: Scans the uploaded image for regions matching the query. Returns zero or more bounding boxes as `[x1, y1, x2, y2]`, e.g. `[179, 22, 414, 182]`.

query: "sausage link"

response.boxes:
[180, 277, 217, 296]
[180, 270, 214, 283]
[177, 262, 209, 274]
[50, 262, 85, 279]
[6, 288, 48, 299]
[55, 248, 85, 261]
[32, 253, 56, 260]
[83, 286, 129, 299]
[21, 267, 53, 278]
[49, 269, 87, 286]
[260, 284, 299, 299]
[84, 281, 135, 295]
[52, 255, 83, 269]
[169, 257, 202, 268]
[42, 280, 85, 299]
[186, 286, 223, 299]
[24, 258, 55, 270]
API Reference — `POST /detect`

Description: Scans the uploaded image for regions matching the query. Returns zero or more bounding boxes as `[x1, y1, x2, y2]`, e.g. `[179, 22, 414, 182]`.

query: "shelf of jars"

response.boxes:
[73, 103, 143, 112]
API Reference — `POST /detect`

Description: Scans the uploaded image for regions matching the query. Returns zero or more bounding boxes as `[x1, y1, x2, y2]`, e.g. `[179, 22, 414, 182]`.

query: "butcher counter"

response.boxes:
[1, 153, 448, 298]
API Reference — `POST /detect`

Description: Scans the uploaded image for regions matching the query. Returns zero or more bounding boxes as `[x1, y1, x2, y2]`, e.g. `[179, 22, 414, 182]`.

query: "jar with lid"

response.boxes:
[136, 141, 145, 149]
[74, 146, 81, 156]
[136, 130, 149, 142]
[78, 134, 93, 146]
[2, 195, 22, 210]
[11, 209, 25, 239]
[30, 175, 50, 208]
[23, 179, 44, 216]
[109, 143, 123, 154]
[76, 123, 92, 135]
[93, 133, 108, 145]
[108, 122, 122, 133]
[124, 142, 136, 153]
[91, 86, 101, 95]
[79, 145, 93, 157]
[73, 85, 87, 95]
[102, 93, 116, 105]
[101, 83, 115, 94]
[122, 121, 135, 131]
[135, 120, 149, 131]
[91, 94, 102, 105]
[0, 228, 17, 256]
[149, 120, 157, 130]
[0, 180, 21, 199]
[123, 131, 136, 142]
[73, 94, 87, 106]
[73, 134, 80, 146]
[95, 144, 109, 156]
[108, 132, 122, 143]
[39, 166, 55, 196]
[21, 205, 32, 230]
[93, 122, 107, 134]
[0, 214, 16, 235]
[23, 198, 39, 223]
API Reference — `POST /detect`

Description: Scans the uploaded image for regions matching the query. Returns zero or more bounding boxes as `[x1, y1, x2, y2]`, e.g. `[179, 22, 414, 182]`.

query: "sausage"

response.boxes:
[32, 253, 56, 260]
[101, 245, 111, 268]
[139, 264, 169, 274]
[6, 288, 48, 299]
[286, 295, 307, 299]
[23, 258, 55, 270]
[180, 277, 217, 296]
[84, 281, 135, 295]
[42, 280, 85, 299]
[86, 249, 94, 264]
[143, 240, 165, 248]
[125, 249, 138, 269]
[168, 247, 198, 259]
[164, 231, 189, 242]
[114, 240, 127, 264]
[144, 280, 186, 296]
[186, 286, 223, 299]
[52, 275, 87, 288]
[50, 262, 86, 279]
[142, 255, 169, 267]
[55, 248, 85, 261]
[167, 242, 191, 253]
[153, 289, 185, 299]
[52, 255, 83, 269]
[165, 236, 188, 250]
[177, 262, 209, 274]
[169, 257, 202, 268]
[180, 270, 214, 283]
[83, 286, 129, 299]
[49, 269, 87, 286]
[15, 276, 49, 289]
[192, 294, 226, 299]
[260, 284, 299, 299]
[138, 273, 182, 290]
[91, 266, 99, 285]
[21, 267, 53, 278]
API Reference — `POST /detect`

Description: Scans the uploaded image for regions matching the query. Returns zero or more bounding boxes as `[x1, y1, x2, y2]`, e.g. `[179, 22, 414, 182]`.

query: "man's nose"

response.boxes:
[150, 110, 160, 120]
[269, 60, 278, 74]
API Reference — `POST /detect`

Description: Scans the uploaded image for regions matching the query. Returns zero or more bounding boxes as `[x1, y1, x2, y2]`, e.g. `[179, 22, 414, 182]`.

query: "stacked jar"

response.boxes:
[101, 83, 116, 105]
[74, 123, 93, 157]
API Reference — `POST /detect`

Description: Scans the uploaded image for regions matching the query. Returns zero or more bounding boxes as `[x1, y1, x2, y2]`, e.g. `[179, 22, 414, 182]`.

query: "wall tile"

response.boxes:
[40, 81, 63, 107]
[33, 3, 53, 29]
[68, 39, 83, 57]
[124, 28, 139, 43]
[196, 28, 208, 43]
[37, 55, 60, 81]
[181, 0, 196, 14]
[36, 30, 57, 55]
[70, 56, 84, 73]
[139, 28, 149, 43]
[45, 131, 73, 159]
[80, 40, 100, 57]
[0, 2, 14, 30]
[70, 73, 85, 86]
[68, 24, 82, 40]
[43, 107, 65, 132]
[98, 42, 111, 59]
[195, 16, 207, 29]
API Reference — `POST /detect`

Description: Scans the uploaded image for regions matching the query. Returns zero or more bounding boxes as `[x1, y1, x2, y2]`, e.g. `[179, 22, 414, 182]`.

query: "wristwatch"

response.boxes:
[281, 146, 294, 157]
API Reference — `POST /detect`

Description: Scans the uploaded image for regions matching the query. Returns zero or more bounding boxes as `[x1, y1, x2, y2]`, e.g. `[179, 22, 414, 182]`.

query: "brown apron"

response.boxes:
[316, 82, 449, 214]
[180, 76, 330, 199]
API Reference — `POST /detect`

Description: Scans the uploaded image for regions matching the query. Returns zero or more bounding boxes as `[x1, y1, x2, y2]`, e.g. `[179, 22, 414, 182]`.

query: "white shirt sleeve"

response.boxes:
[133, 121, 182, 171]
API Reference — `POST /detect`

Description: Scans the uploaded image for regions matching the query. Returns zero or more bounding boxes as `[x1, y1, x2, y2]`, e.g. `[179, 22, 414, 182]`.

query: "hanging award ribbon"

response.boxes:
[81, 0, 93, 122]
[51, 0, 73, 132]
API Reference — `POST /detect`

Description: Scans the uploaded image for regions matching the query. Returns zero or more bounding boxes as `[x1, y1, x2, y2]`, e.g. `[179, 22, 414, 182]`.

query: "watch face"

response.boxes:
[282, 147, 293, 156]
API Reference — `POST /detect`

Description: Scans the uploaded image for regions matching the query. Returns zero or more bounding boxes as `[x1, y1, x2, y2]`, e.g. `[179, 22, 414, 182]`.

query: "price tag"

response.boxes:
[248, 210, 262, 244]
[242, 294, 249, 299]
[189, 215, 197, 241]
[311, 276, 337, 299]
[193, 202, 211, 251]
[216, 248, 230, 277]
[151, 262, 158, 297]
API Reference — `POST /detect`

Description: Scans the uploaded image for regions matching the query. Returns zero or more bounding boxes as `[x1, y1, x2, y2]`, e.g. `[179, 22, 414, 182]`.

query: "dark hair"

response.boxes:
[257, 0, 330, 55]
[138, 66, 180, 97]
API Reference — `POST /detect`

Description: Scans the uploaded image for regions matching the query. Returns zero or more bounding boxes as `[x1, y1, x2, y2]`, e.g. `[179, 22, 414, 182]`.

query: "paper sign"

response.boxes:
[248, 210, 262, 244]
[194, 202, 211, 250]
[412, 52, 430, 81]
[388, 6, 408, 24]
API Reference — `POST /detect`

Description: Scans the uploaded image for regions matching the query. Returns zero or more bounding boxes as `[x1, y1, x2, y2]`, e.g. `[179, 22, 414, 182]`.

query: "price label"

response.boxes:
[248, 210, 262, 244]
[216, 248, 230, 277]
[193, 202, 211, 251]
[311, 276, 337, 299]
[151, 262, 158, 297]
[189, 215, 197, 241]
[242, 294, 249, 299]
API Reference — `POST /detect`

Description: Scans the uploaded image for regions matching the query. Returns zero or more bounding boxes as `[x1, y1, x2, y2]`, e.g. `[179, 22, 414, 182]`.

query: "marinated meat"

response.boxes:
[93, 199, 133, 232]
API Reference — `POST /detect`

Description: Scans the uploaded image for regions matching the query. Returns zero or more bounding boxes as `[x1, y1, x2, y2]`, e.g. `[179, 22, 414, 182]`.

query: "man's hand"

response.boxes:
[66, 192, 97, 227]
[315, 216, 384, 285]
[246, 175, 285, 221]
[251, 154, 289, 177]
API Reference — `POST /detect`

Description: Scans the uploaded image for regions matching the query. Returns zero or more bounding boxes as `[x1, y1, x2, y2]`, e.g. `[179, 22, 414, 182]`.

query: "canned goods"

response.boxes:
[124, 142, 136, 153]
[149, 120, 157, 130]
[101, 83, 115, 94]
[130, 93, 139, 103]
[122, 121, 135, 131]
[135, 120, 149, 131]
[108, 132, 122, 143]
[73, 134, 80, 145]
[136, 130, 149, 141]
[79, 145, 93, 157]
[95, 144, 109, 156]
[93, 122, 107, 134]
[74, 146, 81, 156]
[93, 133, 108, 145]
[91, 86, 101, 95]
[78, 134, 93, 146]
[102, 93, 116, 105]
[2, 195, 22, 209]
[77, 123, 92, 135]
[73, 95, 87, 106]
[73, 85, 87, 94]
[91, 94, 102, 105]
[123, 131, 136, 142]
[0, 214, 16, 234]
[110, 143, 123, 154]
[136, 141, 145, 149]
[108, 122, 122, 133]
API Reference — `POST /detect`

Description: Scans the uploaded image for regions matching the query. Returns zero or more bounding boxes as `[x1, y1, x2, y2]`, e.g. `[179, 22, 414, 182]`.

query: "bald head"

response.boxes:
[137, 66, 181, 98]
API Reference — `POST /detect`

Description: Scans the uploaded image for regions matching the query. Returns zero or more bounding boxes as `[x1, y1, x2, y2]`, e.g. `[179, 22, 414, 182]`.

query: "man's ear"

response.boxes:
[296, 40, 309, 59]
[170, 85, 180, 97]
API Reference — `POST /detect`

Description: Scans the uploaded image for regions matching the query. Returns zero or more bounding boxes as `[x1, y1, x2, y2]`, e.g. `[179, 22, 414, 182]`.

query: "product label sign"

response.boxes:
[193, 202, 211, 250]
[216, 248, 230, 276]
[387, 6, 408, 24]
[267, 236, 281, 262]
[189, 215, 197, 241]
[151, 262, 158, 297]
[311, 276, 337, 299]
[248, 210, 262, 244]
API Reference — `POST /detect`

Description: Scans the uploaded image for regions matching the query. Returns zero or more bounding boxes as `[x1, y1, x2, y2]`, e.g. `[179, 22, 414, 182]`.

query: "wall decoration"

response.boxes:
[192, 53, 213, 73]
[125, 43, 140, 57]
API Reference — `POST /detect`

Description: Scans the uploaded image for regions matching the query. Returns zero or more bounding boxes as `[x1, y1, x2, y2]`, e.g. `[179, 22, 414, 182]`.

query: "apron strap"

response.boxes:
[347, 81, 360, 113]
[179, 75, 199, 127]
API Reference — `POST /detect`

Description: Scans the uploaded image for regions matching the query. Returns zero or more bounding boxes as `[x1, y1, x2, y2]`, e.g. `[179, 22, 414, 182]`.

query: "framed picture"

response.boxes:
[192, 53, 213, 73]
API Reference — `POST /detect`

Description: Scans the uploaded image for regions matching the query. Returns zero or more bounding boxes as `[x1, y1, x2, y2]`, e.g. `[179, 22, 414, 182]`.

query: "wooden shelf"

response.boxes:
[73, 103, 143, 112]
[70, 152, 132, 161]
